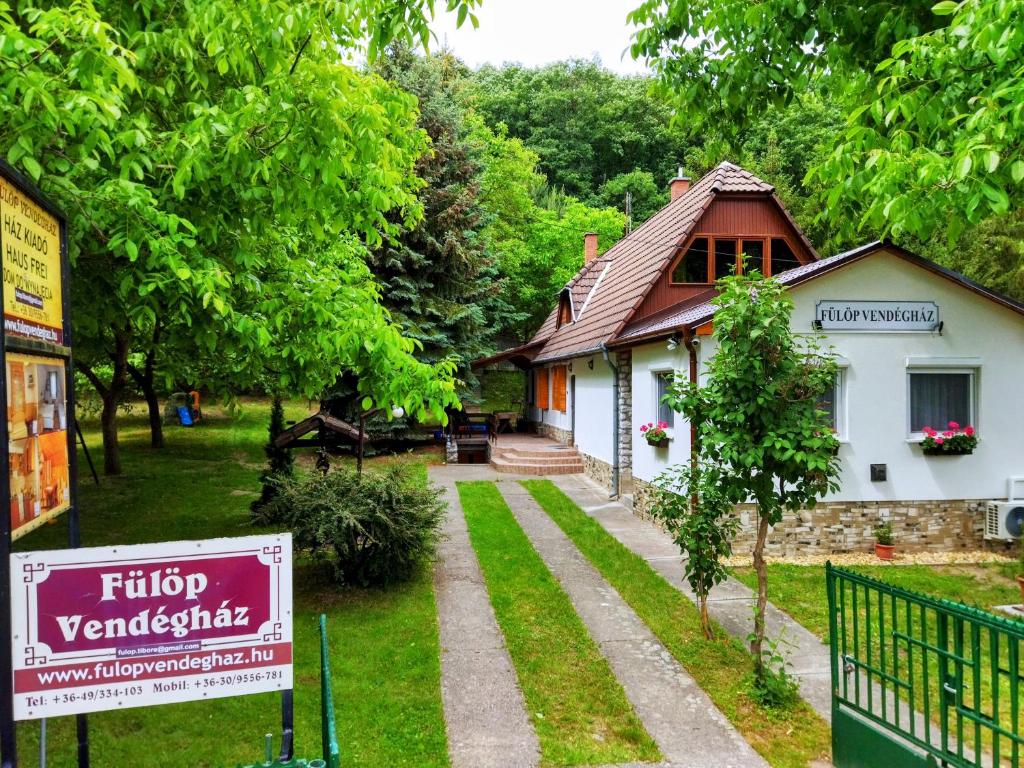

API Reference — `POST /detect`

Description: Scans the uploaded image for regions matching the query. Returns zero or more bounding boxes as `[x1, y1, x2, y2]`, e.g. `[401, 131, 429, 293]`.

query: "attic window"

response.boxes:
[670, 238, 709, 284]
[771, 238, 800, 273]
[557, 293, 573, 327]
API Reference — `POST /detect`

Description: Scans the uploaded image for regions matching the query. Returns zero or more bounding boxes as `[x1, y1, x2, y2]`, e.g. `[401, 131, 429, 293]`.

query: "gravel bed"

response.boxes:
[724, 550, 1016, 568]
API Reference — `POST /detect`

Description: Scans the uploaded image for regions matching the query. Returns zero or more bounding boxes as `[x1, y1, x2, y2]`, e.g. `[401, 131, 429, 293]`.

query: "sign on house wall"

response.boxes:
[9, 534, 292, 720]
[1, 175, 64, 345]
[816, 300, 940, 332]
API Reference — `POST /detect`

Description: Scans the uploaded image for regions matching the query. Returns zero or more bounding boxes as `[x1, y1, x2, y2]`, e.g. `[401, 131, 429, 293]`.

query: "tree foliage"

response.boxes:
[663, 271, 839, 685]
[629, 0, 1024, 242]
[0, 0, 477, 472]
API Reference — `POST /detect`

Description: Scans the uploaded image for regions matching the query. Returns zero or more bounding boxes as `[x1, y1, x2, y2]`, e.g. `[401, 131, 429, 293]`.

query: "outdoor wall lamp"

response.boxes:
[588, 358, 594, 370]
[667, 332, 681, 351]
[812, 320, 823, 331]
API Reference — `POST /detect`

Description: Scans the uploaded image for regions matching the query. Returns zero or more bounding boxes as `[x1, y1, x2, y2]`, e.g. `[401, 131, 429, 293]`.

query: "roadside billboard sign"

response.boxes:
[10, 534, 293, 720]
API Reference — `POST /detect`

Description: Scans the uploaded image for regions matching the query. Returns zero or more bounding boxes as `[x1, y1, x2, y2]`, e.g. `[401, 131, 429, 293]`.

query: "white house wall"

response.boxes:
[528, 359, 615, 465]
[630, 342, 692, 485]
[631, 248, 1024, 504]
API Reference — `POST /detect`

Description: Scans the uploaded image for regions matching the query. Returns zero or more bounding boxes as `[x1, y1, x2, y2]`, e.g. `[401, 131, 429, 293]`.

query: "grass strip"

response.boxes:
[456, 481, 660, 767]
[521, 479, 832, 768]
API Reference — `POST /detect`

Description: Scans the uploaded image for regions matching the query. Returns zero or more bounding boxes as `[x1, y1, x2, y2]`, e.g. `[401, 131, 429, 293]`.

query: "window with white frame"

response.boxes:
[655, 371, 675, 429]
[816, 369, 847, 440]
[907, 369, 975, 436]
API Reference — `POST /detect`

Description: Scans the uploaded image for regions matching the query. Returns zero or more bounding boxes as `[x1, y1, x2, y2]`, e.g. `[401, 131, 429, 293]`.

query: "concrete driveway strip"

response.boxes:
[496, 480, 768, 768]
[430, 466, 540, 768]
[551, 473, 835, 721]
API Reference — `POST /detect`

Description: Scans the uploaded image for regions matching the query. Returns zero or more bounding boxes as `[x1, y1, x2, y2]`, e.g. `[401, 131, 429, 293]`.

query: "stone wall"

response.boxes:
[631, 478, 1017, 555]
[539, 422, 572, 444]
[616, 350, 633, 492]
[582, 453, 614, 490]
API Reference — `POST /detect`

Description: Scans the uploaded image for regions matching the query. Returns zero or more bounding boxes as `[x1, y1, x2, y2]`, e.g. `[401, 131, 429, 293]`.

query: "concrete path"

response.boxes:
[550, 474, 835, 721]
[430, 466, 540, 768]
[495, 480, 768, 768]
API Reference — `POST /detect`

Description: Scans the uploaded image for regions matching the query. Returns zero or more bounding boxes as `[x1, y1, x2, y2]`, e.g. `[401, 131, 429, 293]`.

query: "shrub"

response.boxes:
[874, 521, 894, 546]
[272, 464, 445, 586]
[251, 396, 295, 523]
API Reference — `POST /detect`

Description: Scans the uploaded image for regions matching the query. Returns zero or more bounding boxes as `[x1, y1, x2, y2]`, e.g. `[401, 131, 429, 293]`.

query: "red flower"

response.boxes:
[934, 437, 944, 445]
[943, 430, 955, 438]
[948, 421, 960, 430]
[923, 426, 936, 436]
[640, 425, 649, 433]
[657, 421, 668, 429]
[965, 426, 975, 436]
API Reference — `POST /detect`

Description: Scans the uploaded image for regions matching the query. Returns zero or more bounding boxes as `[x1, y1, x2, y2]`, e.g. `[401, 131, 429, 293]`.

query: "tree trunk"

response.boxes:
[699, 595, 712, 640]
[100, 392, 122, 476]
[128, 325, 164, 450]
[750, 507, 771, 684]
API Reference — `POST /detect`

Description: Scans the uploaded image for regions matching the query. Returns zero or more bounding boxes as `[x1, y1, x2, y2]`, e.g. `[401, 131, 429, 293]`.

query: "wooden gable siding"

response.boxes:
[634, 195, 815, 320]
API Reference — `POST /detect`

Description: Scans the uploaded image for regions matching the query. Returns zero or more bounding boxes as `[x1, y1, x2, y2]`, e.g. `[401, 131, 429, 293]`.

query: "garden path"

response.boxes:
[549, 474, 835, 719]
[432, 466, 540, 768]
[495, 480, 769, 768]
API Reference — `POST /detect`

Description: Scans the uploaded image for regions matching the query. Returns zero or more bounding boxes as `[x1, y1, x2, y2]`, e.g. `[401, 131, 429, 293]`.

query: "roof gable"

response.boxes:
[532, 162, 797, 362]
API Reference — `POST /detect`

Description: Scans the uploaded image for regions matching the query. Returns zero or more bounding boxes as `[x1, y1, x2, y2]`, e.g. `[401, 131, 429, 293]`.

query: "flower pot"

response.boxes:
[1017, 575, 1024, 605]
[875, 543, 895, 561]
[645, 435, 668, 447]
[922, 446, 974, 456]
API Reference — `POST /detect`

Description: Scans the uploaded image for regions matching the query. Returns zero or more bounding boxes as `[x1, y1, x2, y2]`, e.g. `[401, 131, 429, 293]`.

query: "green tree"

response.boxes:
[598, 170, 665, 227]
[663, 271, 839, 685]
[629, 0, 1024, 242]
[468, 60, 694, 204]
[251, 395, 295, 520]
[0, 0, 477, 473]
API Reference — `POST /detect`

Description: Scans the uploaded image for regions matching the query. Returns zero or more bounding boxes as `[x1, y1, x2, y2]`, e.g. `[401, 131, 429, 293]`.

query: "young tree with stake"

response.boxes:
[662, 270, 840, 687]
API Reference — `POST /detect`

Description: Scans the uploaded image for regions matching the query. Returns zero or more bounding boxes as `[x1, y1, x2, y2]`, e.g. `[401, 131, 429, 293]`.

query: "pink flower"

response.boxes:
[934, 437, 944, 445]
[640, 425, 648, 433]
[948, 421, 960, 430]
[923, 427, 936, 436]
[943, 430, 955, 438]
[965, 426, 975, 436]
[658, 421, 668, 429]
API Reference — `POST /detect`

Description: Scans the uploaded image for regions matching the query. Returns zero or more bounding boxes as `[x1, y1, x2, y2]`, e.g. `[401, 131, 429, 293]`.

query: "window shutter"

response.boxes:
[536, 369, 549, 410]
[553, 366, 567, 413]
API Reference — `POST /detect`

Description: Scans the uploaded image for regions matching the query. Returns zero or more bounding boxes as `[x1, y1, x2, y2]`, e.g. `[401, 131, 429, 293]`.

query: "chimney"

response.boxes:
[583, 232, 598, 265]
[669, 166, 691, 201]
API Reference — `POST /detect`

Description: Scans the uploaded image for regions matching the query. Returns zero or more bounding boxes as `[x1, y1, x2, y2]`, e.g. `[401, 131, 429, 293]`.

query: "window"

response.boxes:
[741, 239, 764, 275]
[552, 365, 567, 413]
[816, 370, 846, 439]
[714, 239, 738, 280]
[771, 238, 800, 273]
[671, 237, 709, 284]
[655, 371, 674, 428]
[536, 368, 549, 410]
[908, 371, 974, 435]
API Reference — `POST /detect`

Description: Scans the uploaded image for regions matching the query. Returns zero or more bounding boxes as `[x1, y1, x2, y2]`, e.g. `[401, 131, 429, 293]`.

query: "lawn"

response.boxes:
[456, 481, 660, 767]
[521, 479, 832, 768]
[14, 401, 450, 768]
[730, 562, 1021, 642]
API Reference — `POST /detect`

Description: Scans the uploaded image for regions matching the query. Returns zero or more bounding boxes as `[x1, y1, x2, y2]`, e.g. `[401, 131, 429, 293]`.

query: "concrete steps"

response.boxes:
[490, 441, 584, 475]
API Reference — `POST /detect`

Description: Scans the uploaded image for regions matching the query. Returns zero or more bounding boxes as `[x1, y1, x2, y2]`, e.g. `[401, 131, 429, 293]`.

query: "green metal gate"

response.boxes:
[827, 563, 1024, 767]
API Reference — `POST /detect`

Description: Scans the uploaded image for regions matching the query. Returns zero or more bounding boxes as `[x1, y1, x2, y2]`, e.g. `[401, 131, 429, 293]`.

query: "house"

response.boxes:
[477, 161, 1024, 554]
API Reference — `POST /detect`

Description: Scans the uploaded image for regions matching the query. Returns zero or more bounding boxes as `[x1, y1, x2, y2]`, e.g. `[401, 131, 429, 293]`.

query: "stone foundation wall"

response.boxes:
[631, 478, 1017, 555]
[539, 422, 572, 444]
[582, 453, 614, 490]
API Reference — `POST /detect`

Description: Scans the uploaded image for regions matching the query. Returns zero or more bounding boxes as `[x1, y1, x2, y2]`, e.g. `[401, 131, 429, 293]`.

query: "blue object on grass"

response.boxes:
[177, 405, 194, 426]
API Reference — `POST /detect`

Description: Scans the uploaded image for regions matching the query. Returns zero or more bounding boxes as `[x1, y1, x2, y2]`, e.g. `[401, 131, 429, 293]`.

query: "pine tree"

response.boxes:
[251, 395, 294, 520]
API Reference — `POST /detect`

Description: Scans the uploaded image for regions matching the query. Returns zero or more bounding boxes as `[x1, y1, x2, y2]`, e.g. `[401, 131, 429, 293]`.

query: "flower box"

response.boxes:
[640, 421, 670, 447]
[919, 422, 976, 456]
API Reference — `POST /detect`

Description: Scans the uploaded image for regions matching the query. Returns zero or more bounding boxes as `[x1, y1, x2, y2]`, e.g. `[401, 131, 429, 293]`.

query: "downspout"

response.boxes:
[602, 347, 620, 500]
[682, 328, 699, 458]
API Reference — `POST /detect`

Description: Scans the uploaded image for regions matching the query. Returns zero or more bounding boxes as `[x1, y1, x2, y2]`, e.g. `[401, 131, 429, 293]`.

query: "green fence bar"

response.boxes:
[828, 564, 1024, 768]
[319, 615, 341, 768]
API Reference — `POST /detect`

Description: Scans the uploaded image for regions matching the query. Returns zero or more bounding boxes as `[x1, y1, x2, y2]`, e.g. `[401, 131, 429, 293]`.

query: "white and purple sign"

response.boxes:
[815, 300, 940, 332]
[9, 534, 292, 719]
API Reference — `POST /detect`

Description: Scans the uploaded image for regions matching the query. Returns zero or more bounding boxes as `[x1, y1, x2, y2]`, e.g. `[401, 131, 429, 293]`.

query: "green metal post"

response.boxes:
[319, 615, 341, 768]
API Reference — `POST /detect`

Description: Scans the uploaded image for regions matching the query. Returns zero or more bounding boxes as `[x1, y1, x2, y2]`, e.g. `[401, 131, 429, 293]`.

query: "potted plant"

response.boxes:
[920, 422, 977, 455]
[874, 522, 895, 561]
[640, 421, 670, 447]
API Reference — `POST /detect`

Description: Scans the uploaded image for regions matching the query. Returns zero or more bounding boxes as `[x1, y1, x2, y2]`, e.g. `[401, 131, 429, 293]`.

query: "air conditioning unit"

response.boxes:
[985, 477, 1024, 541]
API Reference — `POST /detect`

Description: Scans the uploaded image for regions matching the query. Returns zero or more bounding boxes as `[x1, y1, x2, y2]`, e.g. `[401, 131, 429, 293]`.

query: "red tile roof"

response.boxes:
[531, 161, 777, 362]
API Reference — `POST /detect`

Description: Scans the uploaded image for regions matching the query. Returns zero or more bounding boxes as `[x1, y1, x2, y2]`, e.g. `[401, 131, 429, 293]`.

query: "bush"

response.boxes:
[271, 464, 445, 586]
